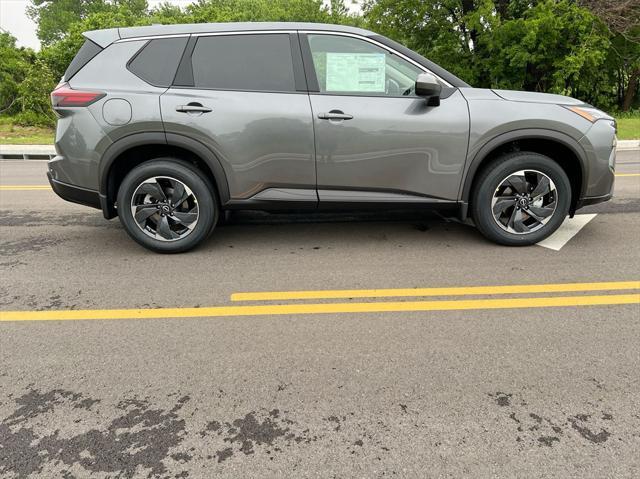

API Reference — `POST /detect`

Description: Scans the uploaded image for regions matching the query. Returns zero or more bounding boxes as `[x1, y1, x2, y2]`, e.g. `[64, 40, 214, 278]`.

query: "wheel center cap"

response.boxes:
[161, 204, 171, 213]
[518, 198, 529, 208]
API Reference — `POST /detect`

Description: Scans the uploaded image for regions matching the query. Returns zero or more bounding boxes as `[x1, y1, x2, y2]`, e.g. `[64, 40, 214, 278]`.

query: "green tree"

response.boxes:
[185, 0, 351, 24]
[15, 59, 58, 126]
[363, 0, 498, 86]
[0, 32, 34, 115]
[363, 0, 624, 110]
[579, 0, 640, 110]
[38, 5, 153, 80]
[27, 0, 149, 47]
[487, 0, 610, 101]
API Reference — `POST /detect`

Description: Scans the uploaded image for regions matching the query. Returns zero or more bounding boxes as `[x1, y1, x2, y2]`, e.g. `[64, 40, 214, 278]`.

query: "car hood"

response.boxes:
[492, 89, 584, 105]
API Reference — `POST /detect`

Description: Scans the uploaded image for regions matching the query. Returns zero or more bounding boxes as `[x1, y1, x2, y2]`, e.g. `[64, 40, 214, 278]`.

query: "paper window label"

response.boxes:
[325, 53, 386, 92]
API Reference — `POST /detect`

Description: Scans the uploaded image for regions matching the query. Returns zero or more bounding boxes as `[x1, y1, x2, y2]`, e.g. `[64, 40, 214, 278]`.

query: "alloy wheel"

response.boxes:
[490, 169, 558, 235]
[130, 176, 199, 241]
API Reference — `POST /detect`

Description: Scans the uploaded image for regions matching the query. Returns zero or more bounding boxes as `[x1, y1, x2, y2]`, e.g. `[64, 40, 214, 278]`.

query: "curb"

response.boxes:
[0, 144, 56, 160]
[617, 140, 639, 151]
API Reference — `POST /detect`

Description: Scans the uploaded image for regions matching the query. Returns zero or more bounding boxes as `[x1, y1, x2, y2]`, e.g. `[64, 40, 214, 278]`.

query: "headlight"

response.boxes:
[564, 105, 611, 123]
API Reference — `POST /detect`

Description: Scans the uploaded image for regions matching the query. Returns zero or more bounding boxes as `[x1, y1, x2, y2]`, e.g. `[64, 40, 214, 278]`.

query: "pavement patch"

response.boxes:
[201, 408, 317, 462]
[0, 389, 189, 478]
[490, 390, 617, 449]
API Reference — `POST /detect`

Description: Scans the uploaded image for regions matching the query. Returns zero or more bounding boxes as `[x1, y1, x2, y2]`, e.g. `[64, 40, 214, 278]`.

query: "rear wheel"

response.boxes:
[471, 152, 571, 246]
[117, 159, 218, 253]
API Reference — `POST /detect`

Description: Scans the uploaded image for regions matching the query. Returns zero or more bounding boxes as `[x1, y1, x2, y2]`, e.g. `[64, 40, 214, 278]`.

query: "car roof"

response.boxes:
[84, 22, 376, 47]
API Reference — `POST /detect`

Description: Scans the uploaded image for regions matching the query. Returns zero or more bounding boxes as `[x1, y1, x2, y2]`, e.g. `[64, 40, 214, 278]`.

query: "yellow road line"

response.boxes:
[1, 294, 638, 322]
[615, 173, 640, 177]
[231, 280, 640, 302]
[0, 185, 50, 190]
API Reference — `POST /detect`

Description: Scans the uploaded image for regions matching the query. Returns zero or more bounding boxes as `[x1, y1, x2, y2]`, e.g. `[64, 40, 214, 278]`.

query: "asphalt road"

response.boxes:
[1, 150, 639, 478]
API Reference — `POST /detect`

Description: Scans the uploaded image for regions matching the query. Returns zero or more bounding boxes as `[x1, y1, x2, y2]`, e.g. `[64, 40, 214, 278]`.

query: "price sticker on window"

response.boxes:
[325, 53, 386, 92]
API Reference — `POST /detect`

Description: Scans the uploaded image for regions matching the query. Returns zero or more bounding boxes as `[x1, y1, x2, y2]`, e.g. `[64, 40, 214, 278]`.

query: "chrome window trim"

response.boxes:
[299, 30, 453, 88]
[193, 30, 295, 37]
[115, 33, 191, 43]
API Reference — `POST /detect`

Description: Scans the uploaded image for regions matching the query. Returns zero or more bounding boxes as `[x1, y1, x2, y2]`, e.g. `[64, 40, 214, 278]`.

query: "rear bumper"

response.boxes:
[47, 172, 101, 210]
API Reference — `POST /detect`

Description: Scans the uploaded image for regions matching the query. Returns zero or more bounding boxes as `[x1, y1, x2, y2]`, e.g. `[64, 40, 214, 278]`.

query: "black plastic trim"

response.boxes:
[225, 199, 318, 211]
[48, 173, 101, 210]
[98, 132, 231, 218]
[459, 129, 589, 210]
[173, 35, 196, 87]
[290, 33, 308, 92]
[298, 33, 319, 92]
[575, 193, 613, 209]
[317, 199, 458, 212]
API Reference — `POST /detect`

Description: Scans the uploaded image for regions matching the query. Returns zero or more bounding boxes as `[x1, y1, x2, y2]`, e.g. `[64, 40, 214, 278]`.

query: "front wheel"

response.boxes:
[471, 152, 572, 246]
[117, 159, 218, 253]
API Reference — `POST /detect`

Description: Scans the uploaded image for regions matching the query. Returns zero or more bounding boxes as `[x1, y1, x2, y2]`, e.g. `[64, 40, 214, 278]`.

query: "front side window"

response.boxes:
[191, 34, 296, 92]
[307, 34, 424, 97]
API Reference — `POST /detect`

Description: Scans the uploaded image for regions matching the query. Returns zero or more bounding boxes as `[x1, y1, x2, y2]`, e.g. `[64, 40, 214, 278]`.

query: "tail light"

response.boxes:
[51, 83, 105, 108]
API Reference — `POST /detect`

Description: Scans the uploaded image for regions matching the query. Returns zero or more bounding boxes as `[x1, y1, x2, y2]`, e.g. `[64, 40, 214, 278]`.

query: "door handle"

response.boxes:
[318, 110, 353, 121]
[175, 103, 212, 114]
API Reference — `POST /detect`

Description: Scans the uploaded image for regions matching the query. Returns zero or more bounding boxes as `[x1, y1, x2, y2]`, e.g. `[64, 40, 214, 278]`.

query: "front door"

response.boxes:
[301, 33, 470, 203]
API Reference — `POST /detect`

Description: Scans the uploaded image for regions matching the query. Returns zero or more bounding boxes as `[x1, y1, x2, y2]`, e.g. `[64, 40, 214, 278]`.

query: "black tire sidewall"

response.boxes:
[472, 153, 572, 246]
[117, 159, 217, 253]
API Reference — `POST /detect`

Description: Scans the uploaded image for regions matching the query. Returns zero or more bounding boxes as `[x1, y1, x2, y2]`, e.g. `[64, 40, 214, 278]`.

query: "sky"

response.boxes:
[0, 0, 359, 51]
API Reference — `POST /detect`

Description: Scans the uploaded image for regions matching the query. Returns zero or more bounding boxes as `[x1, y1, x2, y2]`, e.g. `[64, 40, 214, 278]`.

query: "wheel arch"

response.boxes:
[460, 129, 587, 218]
[99, 132, 230, 218]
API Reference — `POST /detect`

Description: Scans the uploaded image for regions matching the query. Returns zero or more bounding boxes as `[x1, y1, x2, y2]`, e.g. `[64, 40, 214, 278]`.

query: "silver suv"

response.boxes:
[49, 22, 616, 253]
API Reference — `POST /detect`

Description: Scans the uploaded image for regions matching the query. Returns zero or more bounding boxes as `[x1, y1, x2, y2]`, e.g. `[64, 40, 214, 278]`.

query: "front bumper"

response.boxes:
[575, 192, 613, 209]
[47, 172, 101, 210]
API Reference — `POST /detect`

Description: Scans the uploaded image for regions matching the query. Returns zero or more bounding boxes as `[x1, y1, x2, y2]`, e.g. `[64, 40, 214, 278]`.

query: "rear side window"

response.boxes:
[64, 40, 102, 81]
[191, 34, 295, 92]
[128, 37, 189, 87]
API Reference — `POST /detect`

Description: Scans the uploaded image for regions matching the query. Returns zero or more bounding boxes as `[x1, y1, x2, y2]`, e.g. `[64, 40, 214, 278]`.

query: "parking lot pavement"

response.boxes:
[1, 151, 639, 478]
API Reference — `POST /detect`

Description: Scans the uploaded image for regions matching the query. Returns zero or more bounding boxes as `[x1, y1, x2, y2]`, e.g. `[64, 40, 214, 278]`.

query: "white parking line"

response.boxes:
[537, 214, 597, 251]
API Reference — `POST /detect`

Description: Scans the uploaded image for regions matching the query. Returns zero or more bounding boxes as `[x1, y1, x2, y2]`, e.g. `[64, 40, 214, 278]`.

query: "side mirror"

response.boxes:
[415, 73, 442, 105]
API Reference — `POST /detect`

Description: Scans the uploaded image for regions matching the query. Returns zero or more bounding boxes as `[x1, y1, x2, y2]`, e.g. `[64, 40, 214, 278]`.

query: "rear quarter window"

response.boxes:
[128, 37, 189, 87]
[64, 40, 103, 81]
[190, 34, 296, 92]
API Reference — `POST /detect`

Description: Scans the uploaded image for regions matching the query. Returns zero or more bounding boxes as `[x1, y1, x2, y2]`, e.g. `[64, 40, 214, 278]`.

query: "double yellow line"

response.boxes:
[231, 280, 640, 301]
[0, 185, 51, 190]
[1, 281, 638, 323]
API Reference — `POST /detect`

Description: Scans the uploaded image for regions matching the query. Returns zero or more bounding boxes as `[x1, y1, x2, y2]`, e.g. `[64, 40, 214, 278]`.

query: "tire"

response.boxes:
[117, 159, 218, 253]
[471, 151, 572, 246]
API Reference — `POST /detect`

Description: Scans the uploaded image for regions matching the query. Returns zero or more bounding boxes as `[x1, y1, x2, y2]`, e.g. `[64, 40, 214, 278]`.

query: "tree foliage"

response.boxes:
[27, 0, 149, 46]
[364, 0, 638, 110]
[1, 0, 637, 127]
[0, 33, 34, 114]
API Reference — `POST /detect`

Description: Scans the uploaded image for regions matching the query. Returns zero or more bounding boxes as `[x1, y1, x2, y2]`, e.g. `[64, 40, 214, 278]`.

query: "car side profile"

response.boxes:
[48, 22, 616, 253]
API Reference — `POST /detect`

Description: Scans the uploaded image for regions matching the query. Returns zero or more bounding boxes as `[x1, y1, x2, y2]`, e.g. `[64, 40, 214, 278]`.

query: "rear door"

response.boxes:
[300, 32, 470, 203]
[160, 32, 317, 205]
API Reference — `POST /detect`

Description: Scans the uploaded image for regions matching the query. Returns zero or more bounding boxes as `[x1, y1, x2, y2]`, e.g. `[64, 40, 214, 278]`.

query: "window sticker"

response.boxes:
[325, 53, 386, 92]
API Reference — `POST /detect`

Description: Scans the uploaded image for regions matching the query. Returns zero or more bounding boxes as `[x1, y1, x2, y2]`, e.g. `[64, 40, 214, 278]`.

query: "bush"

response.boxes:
[17, 59, 57, 124]
[12, 111, 56, 128]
